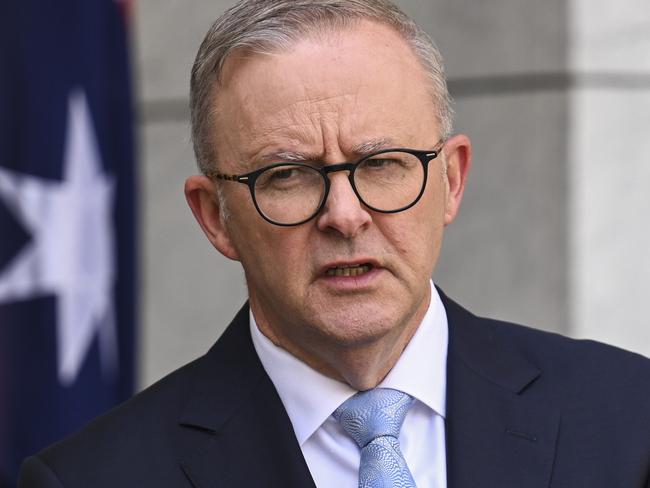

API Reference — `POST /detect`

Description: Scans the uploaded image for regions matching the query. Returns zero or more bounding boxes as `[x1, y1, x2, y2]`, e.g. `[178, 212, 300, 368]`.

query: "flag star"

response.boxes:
[0, 89, 118, 386]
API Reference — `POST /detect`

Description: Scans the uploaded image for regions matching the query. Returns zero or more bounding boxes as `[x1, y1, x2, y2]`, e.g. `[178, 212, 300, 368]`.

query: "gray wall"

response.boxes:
[568, 0, 650, 352]
[136, 0, 246, 388]
[134, 0, 650, 389]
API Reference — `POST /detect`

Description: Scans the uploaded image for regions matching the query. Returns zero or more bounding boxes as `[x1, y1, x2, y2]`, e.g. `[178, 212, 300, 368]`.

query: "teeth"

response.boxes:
[326, 264, 371, 277]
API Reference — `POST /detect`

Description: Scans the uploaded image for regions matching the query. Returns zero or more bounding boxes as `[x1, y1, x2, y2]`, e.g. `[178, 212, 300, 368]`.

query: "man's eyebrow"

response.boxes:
[246, 149, 320, 166]
[251, 138, 397, 166]
[271, 150, 318, 162]
[351, 138, 397, 156]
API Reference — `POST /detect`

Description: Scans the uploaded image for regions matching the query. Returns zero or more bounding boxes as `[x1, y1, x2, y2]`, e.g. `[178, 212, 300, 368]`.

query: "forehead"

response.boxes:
[213, 21, 438, 167]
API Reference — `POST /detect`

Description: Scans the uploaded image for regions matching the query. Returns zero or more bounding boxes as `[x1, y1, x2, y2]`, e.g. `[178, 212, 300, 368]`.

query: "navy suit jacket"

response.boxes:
[20, 291, 650, 487]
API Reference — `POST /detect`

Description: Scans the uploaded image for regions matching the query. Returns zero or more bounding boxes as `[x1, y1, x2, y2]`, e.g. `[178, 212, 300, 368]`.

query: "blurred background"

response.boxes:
[1, 0, 649, 485]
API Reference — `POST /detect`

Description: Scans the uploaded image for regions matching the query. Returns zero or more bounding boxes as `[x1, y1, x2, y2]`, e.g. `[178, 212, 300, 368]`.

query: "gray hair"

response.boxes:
[190, 0, 454, 175]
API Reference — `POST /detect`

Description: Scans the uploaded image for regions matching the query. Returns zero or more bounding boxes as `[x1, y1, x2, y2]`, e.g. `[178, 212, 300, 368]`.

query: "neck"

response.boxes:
[322, 323, 421, 390]
[252, 295, 429, 391]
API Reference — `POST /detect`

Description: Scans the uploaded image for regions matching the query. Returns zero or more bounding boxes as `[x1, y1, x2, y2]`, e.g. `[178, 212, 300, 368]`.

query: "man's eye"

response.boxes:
[366, 158, 388, 167]
[270, 168, 298, 180]
[364, 158, 397, 169]
[257, 166, 314, 190]
[268, 166, 316, 181]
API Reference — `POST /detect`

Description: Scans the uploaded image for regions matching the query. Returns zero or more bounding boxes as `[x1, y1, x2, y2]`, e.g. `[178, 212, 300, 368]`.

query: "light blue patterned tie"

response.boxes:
[333, 388, 417, 488]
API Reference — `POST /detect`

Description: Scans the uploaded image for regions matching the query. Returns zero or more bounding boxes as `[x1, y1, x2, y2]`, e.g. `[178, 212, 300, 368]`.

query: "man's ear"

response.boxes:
[184, 175, 240, 261]
[442, 134, 472, 226]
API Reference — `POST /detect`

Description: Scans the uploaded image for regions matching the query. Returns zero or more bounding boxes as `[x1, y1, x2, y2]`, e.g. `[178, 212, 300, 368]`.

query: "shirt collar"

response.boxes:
[250, 280, 448, 446]
[378, 282, 448, 418]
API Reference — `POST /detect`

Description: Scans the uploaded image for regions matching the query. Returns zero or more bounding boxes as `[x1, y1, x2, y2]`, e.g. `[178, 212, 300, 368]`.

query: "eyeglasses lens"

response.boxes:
[354, 152, 424, 212]
[253, 151, 425, 225]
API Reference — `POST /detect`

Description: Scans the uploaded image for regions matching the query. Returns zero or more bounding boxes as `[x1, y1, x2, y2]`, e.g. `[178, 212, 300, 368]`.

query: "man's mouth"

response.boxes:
[324, 263, 373, 277]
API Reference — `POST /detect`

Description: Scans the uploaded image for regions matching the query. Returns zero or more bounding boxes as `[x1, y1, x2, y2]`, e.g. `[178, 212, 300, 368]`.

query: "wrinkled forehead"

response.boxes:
[209, 21, 436, 164]
[212, 18, 433, 114]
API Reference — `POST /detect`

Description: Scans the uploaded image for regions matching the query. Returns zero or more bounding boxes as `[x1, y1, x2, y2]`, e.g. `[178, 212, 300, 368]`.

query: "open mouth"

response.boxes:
[324, 263, 373, 277]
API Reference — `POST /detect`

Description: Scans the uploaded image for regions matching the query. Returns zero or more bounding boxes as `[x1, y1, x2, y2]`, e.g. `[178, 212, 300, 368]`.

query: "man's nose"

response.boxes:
[316, 172, 372, 237]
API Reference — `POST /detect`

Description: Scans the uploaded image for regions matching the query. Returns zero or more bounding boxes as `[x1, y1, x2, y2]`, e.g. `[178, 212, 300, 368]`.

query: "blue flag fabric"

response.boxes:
[0, 0, 136, 485]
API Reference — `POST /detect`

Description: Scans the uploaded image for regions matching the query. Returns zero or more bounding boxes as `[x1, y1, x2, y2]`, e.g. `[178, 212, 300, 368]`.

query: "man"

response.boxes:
[20, 1, 650, 487]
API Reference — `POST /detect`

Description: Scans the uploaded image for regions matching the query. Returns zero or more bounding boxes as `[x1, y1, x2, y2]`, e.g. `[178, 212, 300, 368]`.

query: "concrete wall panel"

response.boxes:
[140, 120, 246, 387]
[570, 90, 650, 357]
[436, 90, 568, 333]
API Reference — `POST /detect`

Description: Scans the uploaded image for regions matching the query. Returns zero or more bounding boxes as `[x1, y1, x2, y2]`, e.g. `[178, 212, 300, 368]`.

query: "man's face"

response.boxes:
[187, 21, 470, 377]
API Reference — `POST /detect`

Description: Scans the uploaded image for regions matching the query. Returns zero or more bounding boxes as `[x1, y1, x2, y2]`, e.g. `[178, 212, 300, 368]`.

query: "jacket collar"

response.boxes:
[440, 289, 560, 488]
[441, 288, 541, 393]
[178, 303, 316, 488]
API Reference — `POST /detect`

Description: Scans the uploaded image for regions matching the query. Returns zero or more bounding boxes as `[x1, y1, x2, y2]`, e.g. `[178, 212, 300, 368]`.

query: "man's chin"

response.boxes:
[306, 309, 402, 348]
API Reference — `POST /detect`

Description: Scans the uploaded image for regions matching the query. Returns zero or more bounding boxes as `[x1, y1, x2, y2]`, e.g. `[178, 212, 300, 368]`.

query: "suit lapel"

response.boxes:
[178, 304, 316, 488]
[441, 291, 560, 488]
[174, 293, 560, 487]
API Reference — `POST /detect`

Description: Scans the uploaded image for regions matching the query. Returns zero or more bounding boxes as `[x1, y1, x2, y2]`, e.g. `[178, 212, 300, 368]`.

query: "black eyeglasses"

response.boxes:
[206, 139, 445, 226]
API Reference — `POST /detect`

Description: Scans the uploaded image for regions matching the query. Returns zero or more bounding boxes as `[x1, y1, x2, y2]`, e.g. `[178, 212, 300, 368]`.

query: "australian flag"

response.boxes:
[0, 0, 137, 485]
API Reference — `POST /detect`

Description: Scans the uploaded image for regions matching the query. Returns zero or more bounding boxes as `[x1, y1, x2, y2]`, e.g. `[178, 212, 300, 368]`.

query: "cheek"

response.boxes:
[389, 198, 446, 265]
[379, 213, 435, 261]
[384, 222, 414, 256]
[239, 226, 313, 282]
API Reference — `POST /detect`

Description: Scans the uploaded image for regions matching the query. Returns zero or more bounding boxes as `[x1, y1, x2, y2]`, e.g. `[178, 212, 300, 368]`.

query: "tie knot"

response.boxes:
[333, 388, 414, 448]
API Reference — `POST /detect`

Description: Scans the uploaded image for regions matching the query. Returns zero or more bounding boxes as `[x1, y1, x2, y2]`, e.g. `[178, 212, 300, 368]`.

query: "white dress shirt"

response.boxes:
[250, 281, 448, 488]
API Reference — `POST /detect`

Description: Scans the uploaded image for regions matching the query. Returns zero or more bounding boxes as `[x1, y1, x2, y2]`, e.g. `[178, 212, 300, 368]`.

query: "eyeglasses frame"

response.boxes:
[205, 139, 446, 227]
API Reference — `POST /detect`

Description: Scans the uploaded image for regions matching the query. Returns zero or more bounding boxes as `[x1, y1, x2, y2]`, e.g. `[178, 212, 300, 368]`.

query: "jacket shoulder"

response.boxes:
[441, 288, 650, 395]
[488, 316, 650, 381]
[483, 316, 650, 415]
[20, 303, 254, 487]
[20, 355, 206, 487]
